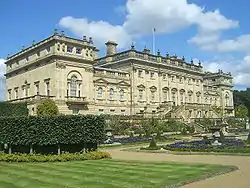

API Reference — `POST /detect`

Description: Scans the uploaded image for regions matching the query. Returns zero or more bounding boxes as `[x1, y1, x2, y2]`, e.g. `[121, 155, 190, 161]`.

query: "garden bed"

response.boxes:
[164, 139, 250, 153]
[0, 151, 111, 162]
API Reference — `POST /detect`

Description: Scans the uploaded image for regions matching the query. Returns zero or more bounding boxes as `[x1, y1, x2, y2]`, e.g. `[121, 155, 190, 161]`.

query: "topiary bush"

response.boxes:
[149, 137, 157, 148]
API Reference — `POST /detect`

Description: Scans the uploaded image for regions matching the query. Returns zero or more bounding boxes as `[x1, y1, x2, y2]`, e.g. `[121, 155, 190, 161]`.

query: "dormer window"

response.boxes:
[37, 51, 40, 57]
[26, 56, 29, 61]
[47, 46, 51, 52]
[67, 46, 73, 53]
[76, 48, 82, 54]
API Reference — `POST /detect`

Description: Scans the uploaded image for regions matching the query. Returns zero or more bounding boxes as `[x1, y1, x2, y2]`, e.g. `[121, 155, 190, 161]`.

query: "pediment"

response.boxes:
[117, 81, 130, 86]
[137, 84, 145, 89]
[93, 78, 108, 83]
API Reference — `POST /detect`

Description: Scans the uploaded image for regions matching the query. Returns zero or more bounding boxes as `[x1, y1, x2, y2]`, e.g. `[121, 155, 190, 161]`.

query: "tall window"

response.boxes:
[120, 89, 125, 100]
[163, 89, 168, 101]
[97, 87, 103, 99]
[180, 93, 184, 104]
[46, 82, 50, 96]
[138, 89, 143, 100]
[8, 90, 11, 100]
[225, 94, 229, 106]
[138, 70, 143, 77]
[70, 76, 77, 97]
[151, 91, 155, 101]
[25, 86, 28, 97]
[36, 83, 40, 95]
[15, 89, 18, 99]
[197, 94, 200, 103]
[109, 88, 114, 100]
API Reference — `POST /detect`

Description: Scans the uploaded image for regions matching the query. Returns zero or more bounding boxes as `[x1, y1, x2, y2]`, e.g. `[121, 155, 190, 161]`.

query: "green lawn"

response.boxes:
[0, 160, 235, 188]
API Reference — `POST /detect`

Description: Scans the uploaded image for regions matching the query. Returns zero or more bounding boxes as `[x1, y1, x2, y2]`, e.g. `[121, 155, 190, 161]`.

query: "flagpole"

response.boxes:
[152, 28, 155, 55]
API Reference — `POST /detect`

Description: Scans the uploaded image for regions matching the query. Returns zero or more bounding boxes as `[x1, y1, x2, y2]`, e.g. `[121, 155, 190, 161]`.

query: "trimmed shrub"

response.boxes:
[0, 102, 28, 117]
[149, 137, 157, 148]
[0, 115, 106, 153]
[0, 151, 111, 162]
[37, 99, 59, 116]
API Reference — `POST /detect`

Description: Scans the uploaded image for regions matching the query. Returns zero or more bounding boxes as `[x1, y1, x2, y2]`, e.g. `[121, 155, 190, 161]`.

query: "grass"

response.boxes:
[0, 159, 236, 188]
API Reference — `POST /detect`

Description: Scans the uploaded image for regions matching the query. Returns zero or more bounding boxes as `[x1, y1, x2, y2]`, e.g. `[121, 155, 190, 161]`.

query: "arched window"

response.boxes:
[109, 88, 114, 100]
[97, 87, 103, 99]
[70, 76, 77, 97]
[120, 89, 125, 100]
[225, 94, 229, 106]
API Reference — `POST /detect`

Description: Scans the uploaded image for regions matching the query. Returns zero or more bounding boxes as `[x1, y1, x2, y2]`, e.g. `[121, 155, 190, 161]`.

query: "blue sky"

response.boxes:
[1, 0, 250, 100]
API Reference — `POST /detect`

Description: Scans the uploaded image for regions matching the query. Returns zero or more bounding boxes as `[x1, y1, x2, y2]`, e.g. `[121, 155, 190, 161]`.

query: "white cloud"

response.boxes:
[198, 34, 250, 53]
[59, 16, 131, 49]
[59, 0, 238, 49]
[202, 55, 250, 87]
[0, 59, 6, 101]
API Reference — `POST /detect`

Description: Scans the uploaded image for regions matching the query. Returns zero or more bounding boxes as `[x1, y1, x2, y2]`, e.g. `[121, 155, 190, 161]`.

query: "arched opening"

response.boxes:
[70, 76, 77, 97]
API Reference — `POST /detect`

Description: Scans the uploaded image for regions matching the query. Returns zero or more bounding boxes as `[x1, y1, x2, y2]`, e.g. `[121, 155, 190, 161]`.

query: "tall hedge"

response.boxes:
[0, 115, 106, 146]
[0, 102, 28, 117]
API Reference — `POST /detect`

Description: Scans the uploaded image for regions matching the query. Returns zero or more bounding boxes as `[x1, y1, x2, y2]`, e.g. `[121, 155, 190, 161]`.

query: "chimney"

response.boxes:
[105, 41, 118, 56]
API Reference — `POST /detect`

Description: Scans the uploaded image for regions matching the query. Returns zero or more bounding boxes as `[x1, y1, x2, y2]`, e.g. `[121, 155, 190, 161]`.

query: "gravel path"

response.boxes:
[105, 148, 250, 188]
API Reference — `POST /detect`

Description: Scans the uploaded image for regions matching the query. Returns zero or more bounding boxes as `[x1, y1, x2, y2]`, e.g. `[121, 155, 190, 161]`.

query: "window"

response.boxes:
[151, 91, 155, 101]
[150, 72, 154, 78]
[163, 91, 168, 101]
[67, 46, 73, 53]
[47, 47, 51, 52]
[35, 83, 40, 95]
[8, 90, 11, 100]
[109, 88, 114, 100]
[205, 97, 208, 104]
[197, 95, 200, 103]
[15, 89, 18, 99]
[138, 70, 143, 77]
[180, 93, 184, 104]
[210, 97, 212, 104]
[72, 109, 79, 115]
[97, 87, 103, 99]
[99, 109, 104, 112]
[70, 76, 77, 97]
[25, 86, 28, 97]
[163, 74, 166, 80]
[76, 48, 82, 54]
[26, 56, 29, 61]
[138, 89, 143, 100]
[225, 94, 229, 106]
[37, 51, 40, 57]
[110, 109, 115, 112]
[46, 82, 50, 96]
[171, 76, 174, 82]
[121, 109, 125, 113]
[119, 89, 125, 100]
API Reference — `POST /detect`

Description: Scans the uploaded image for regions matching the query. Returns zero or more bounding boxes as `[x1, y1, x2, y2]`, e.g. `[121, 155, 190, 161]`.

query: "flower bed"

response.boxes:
[164, 139, 250, 153]
[0, 151, 111, 162]
[110, 136, 172, 144]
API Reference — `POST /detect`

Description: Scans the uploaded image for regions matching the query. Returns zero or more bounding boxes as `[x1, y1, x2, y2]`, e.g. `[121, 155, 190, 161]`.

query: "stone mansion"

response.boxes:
[4, 30, 234, 120]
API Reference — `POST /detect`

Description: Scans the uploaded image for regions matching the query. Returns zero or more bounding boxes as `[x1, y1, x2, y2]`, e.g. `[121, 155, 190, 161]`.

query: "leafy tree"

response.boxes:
[235, 104, 248, 117]
[37, 99, 59, 116]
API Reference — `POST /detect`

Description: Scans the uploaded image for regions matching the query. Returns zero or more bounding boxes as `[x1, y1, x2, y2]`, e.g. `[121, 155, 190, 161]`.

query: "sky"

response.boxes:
[1, 0, 250, 100]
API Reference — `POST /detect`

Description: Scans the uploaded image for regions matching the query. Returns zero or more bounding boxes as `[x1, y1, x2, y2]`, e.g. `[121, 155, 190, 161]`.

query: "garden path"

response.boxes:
[105, 147, 250, 188]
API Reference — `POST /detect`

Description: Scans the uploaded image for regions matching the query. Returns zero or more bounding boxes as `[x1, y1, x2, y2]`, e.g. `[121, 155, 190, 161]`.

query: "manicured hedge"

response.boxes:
[0, 151, 111, 162]
[0, 115, 106, 153]
[0, 102, 28, 117]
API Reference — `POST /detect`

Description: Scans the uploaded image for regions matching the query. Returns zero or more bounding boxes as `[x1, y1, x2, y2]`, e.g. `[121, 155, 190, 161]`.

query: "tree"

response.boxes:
[235, 104, 248, 118]
[37, 99, 59, 116]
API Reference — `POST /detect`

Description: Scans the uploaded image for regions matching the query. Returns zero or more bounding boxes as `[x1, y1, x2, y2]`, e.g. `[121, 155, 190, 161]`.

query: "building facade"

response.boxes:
[4, 30, 234, 120]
